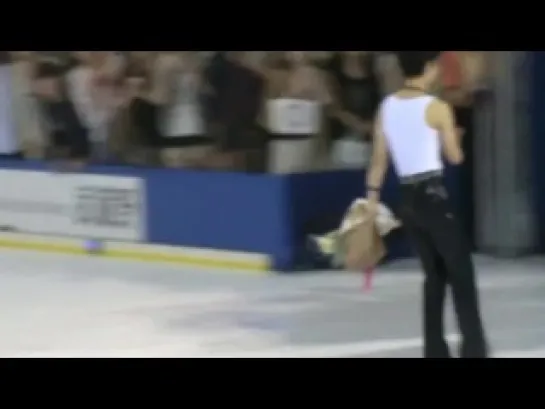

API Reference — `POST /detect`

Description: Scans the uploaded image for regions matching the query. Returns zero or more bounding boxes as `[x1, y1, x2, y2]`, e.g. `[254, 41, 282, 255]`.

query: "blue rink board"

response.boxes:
[0, 160, 467, 272]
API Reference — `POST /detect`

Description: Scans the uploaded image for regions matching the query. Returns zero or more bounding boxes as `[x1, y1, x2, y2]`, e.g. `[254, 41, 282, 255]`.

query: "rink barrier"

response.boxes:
[0, 232, 270, 272]
[0, 161, 466, 272]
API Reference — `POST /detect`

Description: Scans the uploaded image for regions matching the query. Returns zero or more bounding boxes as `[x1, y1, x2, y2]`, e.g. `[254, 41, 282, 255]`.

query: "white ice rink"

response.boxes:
[1, 249, 545, 358]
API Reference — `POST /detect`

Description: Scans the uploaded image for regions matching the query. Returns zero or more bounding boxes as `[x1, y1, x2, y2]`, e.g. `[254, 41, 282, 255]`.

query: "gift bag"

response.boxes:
[344, 217, 386, 270]
[311, 198, 401, 269]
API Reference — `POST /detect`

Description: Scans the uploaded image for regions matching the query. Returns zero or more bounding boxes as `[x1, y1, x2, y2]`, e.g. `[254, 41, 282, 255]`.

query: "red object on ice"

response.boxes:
[363, 267, 374, 292]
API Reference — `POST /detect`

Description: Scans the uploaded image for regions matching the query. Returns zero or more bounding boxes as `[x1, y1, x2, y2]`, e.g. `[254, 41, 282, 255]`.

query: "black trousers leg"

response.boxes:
[425, 199, 488, 357]
[401, 178, 488, 358]
[408, 226, 450, 358]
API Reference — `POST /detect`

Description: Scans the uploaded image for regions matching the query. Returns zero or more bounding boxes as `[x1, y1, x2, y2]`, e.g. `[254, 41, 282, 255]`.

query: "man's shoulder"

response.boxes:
[426, 98, 456, 124]
[428, 97, 450, 111]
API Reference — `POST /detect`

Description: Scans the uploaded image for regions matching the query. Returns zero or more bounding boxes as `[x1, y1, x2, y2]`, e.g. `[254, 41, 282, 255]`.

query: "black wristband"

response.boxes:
[367, 186, 381, 192]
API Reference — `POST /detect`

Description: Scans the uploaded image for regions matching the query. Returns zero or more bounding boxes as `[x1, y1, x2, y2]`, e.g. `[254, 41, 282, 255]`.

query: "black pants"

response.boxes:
[399, 176, 488, 358]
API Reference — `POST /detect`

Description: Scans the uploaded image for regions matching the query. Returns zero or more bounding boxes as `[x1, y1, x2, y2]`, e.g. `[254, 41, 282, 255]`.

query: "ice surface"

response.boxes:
[0, 250, 544, 358]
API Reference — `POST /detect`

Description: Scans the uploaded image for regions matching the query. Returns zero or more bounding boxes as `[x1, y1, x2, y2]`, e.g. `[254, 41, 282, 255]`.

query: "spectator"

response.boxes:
[440, 51, 468, 105]
[11, 52, 47, 159]
[202, 52, 228, 127]
[440, 51, 488, 247]
[328, 51, 381, 169]
[120, 51, 164, 166]
[308, 52, 334, 70]
[33, 60, 90, 166]
[264, 51, 332, 173]
[66, 51, 124, 164]
[159, 52, 209, 168]
[462, 51, 490, 91]
[375, 51, 404, 96]
[203, 51, 265, 172]
[107, 53, 141, 164]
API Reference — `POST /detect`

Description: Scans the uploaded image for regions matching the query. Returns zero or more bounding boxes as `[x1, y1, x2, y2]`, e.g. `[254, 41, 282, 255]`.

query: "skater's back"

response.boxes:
[382, 93, 441, 177]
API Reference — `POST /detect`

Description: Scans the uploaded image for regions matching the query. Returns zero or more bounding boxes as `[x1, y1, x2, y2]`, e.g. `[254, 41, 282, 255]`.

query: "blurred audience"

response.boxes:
[205, 51, 265, 172]
[66, 51, 124, 164]
[1, 51, 488, 174]
[159, 51, 209, 168]
[440, 51, 489, 246]
[375, 51, 404, 95]
[0, 52, 21, 160]
[33, 59, 90, 167]
[264, 51, 332, 174]
[121, 51, 164, 166]
[11, 52, 46, 159]
[328, 51, 380, 169]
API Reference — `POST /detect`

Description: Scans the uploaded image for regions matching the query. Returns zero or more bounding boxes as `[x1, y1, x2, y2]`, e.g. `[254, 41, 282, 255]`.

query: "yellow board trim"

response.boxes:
[106, 249, 269, 273]
[0, 238, 86, 255]
[0, 237, 270, 274]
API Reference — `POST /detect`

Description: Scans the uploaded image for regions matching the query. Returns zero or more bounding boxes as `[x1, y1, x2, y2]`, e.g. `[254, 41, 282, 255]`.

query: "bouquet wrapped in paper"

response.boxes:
[310, 199, 401, 270]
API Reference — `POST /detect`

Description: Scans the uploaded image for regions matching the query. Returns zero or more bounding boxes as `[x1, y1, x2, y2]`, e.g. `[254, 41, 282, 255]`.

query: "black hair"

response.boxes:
[396, 51, 442, 78]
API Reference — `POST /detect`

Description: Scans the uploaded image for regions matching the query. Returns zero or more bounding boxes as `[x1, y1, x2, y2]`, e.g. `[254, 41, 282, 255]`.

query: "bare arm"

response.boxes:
[337, 111, 374, 134]
[365, 109, 389, 207]
[428, 99, 464, 165]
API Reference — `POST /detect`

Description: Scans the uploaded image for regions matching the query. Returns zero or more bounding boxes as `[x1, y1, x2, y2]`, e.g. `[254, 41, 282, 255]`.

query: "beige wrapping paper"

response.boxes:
[311, 199, 401, 269]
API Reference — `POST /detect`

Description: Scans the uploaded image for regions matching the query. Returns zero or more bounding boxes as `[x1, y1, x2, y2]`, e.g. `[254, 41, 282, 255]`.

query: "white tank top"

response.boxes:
[381, 94, 443, 177]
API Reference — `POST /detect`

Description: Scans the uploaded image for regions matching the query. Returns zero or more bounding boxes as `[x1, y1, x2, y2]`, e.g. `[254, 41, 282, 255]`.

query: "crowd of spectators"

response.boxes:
[0, 51, 488, 173]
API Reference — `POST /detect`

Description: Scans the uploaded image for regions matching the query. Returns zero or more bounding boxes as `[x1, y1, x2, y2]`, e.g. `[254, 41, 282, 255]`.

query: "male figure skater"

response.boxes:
[365, 51, 488, 358]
